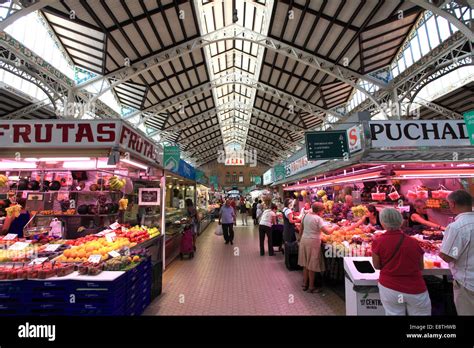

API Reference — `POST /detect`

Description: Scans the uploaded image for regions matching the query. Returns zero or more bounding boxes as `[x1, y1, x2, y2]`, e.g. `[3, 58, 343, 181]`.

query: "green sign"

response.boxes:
[164, 146, 180, 172]
[210, 175, 218, 190]
[305, 131, 349, 160]
[463, 110, 474, 145]
[274, 164, 286, 181]
[254, 176, 262, 185]
[195, 170, 205, 184]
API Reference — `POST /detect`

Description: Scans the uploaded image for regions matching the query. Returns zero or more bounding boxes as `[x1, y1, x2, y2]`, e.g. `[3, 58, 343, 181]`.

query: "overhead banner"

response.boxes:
[306, 131, 349, 160]
[254, 176, 262, 185]
[177, 159, 195, 181]
[0, 120, 160, 163]
[274, 164, 286, 181]
[210, 175, 218, 190]
[163, 146, 180, 172]
[463, 110, 474, 145]
[369, 120, 469, 148]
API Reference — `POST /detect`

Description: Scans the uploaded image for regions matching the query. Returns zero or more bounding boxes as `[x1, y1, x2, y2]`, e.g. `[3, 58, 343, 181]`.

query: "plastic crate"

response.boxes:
[24, 290, 70, 304]
[25, 279, 72, 292]
[74, 290, 127, 307]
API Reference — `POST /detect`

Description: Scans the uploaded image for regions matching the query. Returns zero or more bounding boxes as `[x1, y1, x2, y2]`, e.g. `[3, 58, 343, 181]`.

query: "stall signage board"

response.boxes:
[0, 120, 160, 163]
[463, 110, 474, 145]
[177, 160, 196, 181]
[369, 120, 470, 148]
[263, 169, 274, 185]
[138, 188, 161, 206]
[164, 146, 180, 172]
[347, 125, 363, 153]
[305, 131, 349, 160]
[210, 176, 218, 190]
[274, 165, 286, 181]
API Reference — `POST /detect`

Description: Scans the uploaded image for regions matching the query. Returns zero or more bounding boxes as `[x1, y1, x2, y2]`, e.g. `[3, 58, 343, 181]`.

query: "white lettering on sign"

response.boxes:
[369, 120, 469, 148]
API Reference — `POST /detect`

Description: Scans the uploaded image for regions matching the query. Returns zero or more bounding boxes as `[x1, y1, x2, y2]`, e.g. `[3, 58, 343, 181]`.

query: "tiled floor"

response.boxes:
[144, 220, 345, 315]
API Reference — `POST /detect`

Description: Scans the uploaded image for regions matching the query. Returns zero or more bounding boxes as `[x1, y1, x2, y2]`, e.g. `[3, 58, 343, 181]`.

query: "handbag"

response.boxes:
[381, 233, 405, 269]
[215, 224, 223, 236]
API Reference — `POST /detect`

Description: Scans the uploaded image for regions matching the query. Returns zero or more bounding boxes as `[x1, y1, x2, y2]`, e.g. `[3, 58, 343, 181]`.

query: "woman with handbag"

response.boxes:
[372, 208, 431, 315]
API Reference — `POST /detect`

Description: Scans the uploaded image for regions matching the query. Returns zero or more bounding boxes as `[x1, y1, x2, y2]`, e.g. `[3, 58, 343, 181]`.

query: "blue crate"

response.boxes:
[23, 290, 69, 303]
[0, 280, 24, 293]
[74, 290, 126, 307]
[27, 302, 67, 316]
[69, 305, 125, 316]
[25, 279, 71, 292]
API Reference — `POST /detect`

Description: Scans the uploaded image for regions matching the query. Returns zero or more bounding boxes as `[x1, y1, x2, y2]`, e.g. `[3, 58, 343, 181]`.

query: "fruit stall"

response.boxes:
[0, 120, 169, 315]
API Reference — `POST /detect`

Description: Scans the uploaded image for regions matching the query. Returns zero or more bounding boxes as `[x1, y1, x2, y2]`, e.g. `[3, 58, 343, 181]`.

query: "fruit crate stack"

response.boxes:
[0, 280, 25, 316]
[125, 257, 152, 316]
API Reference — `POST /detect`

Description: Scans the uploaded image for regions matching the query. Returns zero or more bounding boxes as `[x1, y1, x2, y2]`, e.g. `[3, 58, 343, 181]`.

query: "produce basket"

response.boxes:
[371, 187, 386, 201]
[431, 185, 452, 199]
[388, 186, 400, 201]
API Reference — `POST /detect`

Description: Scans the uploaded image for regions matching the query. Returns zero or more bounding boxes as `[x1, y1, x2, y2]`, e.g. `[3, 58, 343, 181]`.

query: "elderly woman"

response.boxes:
[298, 202, 339, 293]
[372, 208, 431, 315]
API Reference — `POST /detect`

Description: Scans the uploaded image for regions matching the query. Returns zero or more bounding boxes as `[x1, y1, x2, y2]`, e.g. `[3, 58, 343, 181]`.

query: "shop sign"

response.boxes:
[254, 176, 262, 185]
[263, 169, 274, 185]
[195, 170, 208, 185]
[163, 146, 180, 172]
[357, 293, 385, 316]
[274, 164, 286, 181]
[0, 120, 159, 162]
[138, 188, 161, 206]
[463, 110, 474, 145]
[177, 159, 196, 181]
[369, 120, 470, 148]
[306, 131, 349, 160]
[347, 125, 363, 153]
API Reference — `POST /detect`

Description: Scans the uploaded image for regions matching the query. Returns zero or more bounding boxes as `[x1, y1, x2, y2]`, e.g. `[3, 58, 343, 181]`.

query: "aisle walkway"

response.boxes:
[144, 220, 345, 315]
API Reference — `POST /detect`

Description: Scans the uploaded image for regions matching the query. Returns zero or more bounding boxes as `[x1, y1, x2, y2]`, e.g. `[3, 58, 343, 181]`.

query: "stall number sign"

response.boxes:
[88, 255, 102, 263]
[305, 131, 349, 160]
[369, 120, 469, 148]
[44, 244, 61, 252]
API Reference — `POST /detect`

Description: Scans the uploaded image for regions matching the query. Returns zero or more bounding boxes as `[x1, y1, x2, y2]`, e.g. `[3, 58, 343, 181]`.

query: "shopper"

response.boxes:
[372, 208, 431, 316]
[259, 204, 278, 256]
[239, 199, 248, 226]
[252, 198, 258, 225]
[1, 198, 30, 238]
[439, 190, 474, 315]
[298, 203, 338, 293]
[298, 201, 311, 220]
[346, 204, 381, 231]
[219, 199, 236, 245]
[185, 199, 198, 251]
[409, 199, 445, 230]
[282, 198, 299, 242]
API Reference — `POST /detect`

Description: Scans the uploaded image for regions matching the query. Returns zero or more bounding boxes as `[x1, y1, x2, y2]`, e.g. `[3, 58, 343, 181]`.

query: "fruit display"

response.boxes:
[421, 230, 444, 241]
[323, 200, 334, 213]
[6, 204, 22, 217]
[109, 176, 126, 191]
[0, 174, 8, 187]
[0, 262, 74, 280]
[57, 237, 131, 263]
[425, 198, 449, 209]
[65, 234, 99, 246]
[351, 205, 368, 218]
[317, 190, 326, 198]
[416, 239, 441, 253]
[103, 256, 132, 271]
[78, 262, 103, 276]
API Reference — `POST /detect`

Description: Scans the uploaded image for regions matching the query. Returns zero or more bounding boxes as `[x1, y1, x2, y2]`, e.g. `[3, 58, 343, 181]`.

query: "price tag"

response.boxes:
[109, 222, 121, 230]
[96, 229, 112, 236]
[121, 226, 128, 232]
[44, 244, 61, 252]
[29, 257, 48, 265]
[108, 250, 121, 258]
[3, 233, 18, 241]
[123, 247, 130, 256]
[88, 254, 102, 263]
[8, 242, 29, 251]
[105, 232, 116, 243]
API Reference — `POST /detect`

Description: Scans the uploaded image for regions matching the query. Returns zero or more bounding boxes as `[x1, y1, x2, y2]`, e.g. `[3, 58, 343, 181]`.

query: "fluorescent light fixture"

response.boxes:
[0, 161, 36, 169]
[63, 161, 97, 169]
[97, 160, 116, 169]
[25, 157, 91, 162]
[121, 158, 148, 170]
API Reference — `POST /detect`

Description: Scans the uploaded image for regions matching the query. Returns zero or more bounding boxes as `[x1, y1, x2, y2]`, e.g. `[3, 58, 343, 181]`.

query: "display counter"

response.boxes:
[344, 256, 452, 316]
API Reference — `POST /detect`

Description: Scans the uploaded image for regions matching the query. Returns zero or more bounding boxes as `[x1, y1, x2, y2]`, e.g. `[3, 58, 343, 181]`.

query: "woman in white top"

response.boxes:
[299, 201, 311, 220]
[298, 202, 339, 293]
[259, 204, 278, 256]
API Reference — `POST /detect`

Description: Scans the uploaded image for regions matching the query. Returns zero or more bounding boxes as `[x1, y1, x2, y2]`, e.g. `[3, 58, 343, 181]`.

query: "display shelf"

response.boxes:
[34, 213, 120, 218]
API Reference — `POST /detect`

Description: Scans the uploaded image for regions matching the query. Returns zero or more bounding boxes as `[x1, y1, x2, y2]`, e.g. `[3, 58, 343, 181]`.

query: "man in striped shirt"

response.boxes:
[440, 190, 474, 315]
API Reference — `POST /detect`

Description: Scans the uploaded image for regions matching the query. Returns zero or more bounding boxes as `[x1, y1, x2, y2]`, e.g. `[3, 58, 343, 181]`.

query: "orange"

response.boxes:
[63, 250, 71, 258]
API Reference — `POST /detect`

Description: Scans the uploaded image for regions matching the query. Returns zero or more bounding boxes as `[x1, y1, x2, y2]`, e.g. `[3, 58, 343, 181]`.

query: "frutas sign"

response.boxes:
[0, 120, 159, 162]
[369, 120, 469, 148]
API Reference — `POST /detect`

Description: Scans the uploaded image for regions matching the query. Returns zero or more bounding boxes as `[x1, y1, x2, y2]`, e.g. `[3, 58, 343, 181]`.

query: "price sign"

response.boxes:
[29, 257, 48, 265]
[88, 254, 102, 263]
[121, 226, 128, 232]
[108, 250, 120, 258]
[105, 232, 117, 243]
[8, 242, 29, 251]
[96, 229, 112, 236]
[3, 233, 18, 241]
[44, 244, 61, 252]
[109, 222, 121, 230]
[123, 247, 130, 256]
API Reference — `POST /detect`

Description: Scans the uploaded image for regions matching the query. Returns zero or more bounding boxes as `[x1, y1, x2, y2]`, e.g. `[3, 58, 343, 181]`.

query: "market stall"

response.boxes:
[0, 120, 166, 314]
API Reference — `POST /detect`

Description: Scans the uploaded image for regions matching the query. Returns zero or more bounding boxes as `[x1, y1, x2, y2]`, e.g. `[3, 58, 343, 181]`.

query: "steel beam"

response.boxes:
[0, 0, 57, 31]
